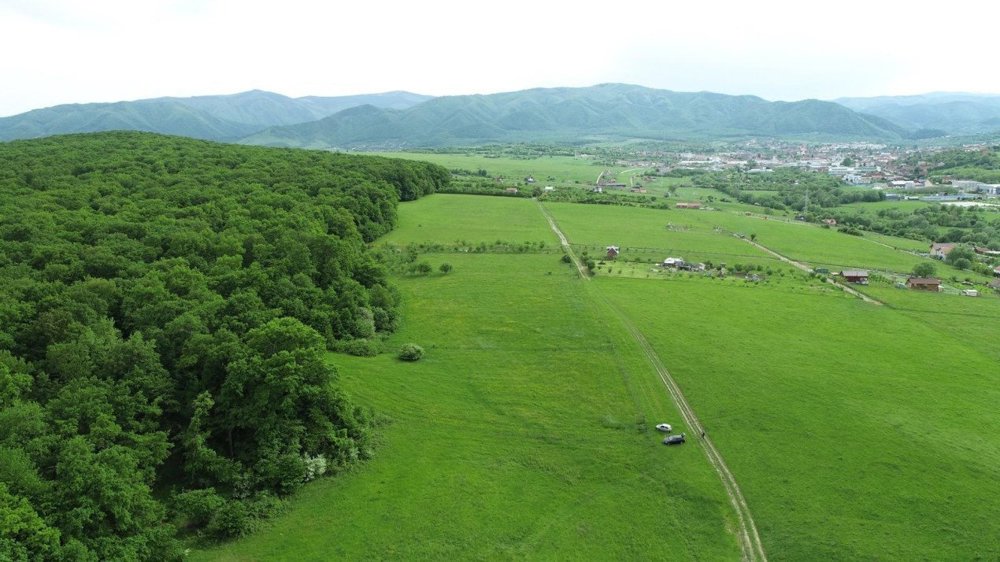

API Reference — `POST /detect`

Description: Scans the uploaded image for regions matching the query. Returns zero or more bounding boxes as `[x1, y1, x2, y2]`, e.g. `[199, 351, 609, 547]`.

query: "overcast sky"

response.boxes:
[2, 0, 999, 117]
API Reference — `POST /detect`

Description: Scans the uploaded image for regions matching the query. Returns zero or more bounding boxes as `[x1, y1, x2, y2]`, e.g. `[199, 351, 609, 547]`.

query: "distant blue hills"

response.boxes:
[2, 84, 998, 148]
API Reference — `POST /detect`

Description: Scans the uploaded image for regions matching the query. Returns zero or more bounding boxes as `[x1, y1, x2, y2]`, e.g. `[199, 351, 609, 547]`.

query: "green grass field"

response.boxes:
[193, 193, 1000, 560]
[378, 152, 615, 185]
[191, 253, 740, 560]
[378, 194, 558, 246]
[597, 276, 1000, 559]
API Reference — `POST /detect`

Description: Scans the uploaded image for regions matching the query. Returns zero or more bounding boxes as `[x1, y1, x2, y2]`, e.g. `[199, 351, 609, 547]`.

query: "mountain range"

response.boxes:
[0, 90, 431, 142]
[835, 92, 1000, 135]
[2, 85, 998, 148]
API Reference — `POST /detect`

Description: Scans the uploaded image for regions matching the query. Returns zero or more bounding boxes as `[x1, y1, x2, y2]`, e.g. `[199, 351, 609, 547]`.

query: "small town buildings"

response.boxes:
[606, 246, 620, 259]
[907, 277, 941, 291]
[930, 243, 957, 259]
[840, 270, 869, 284]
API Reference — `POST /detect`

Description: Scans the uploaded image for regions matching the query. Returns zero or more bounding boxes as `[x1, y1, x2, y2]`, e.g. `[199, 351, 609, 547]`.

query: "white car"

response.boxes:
[655, 423, 673, 432]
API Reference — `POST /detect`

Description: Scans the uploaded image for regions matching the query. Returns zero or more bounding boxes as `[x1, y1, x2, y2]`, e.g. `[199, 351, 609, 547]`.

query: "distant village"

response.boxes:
[599, 140, 1000, 203]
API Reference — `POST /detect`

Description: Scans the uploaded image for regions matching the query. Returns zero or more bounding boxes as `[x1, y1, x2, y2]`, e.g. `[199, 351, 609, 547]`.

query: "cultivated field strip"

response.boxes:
[610, 308, 767, 562]
[539, 200, 767, 561]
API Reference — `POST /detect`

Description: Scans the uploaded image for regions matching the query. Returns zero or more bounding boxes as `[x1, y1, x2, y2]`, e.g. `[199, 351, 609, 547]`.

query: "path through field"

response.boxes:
[538, 200, 768, 561]
[743, 238, 883, 305]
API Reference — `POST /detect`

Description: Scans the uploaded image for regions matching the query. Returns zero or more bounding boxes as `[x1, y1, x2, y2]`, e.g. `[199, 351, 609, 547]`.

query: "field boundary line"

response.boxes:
[536, 199, 590, 280]
[536, 200, 767, 561]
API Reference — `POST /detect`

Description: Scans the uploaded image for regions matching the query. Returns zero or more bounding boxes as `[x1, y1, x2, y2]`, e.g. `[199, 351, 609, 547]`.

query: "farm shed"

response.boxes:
[840, 270, 869, 284]
[907, 277, 941, 292]
[606, 246, 620, 259]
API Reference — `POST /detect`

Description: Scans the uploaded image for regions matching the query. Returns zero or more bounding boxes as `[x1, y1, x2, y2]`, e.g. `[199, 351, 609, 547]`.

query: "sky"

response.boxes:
[2, 0, 999, 117]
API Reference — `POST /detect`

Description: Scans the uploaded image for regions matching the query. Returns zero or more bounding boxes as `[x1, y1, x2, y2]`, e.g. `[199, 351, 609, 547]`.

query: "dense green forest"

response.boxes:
[0, 132, 447, 560]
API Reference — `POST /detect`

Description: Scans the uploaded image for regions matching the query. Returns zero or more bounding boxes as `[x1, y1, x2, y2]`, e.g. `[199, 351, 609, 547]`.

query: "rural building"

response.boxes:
[674, 202, 702, 209]
[504, 187, 519, 194]
[840, 270, 869, 284]
[930, 243, 957, 259]
[961, 289, 979, 297]
[907, 277, 941, 291]
[524, 176, 535, 184]
[606, 246, 620, 259]
[662, 257, 685, 268]
[822, 218, 837, 226]
[993, 265, 1000, 277]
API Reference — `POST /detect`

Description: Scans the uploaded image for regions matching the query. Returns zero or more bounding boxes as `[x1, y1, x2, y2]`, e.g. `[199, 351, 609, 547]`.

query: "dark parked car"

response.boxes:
[662, 433, 685, 445]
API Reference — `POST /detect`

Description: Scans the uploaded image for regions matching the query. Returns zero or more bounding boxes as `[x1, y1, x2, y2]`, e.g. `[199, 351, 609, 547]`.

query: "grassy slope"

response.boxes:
[599, 277, 1000, 560]
[544, 202, 779, 268]
[194, 193, 999, 560]
[547, 201, 944, 274]
[379, 194, 557, 245]
[192, 198, 740, 560]
[377, 152, 614, 185]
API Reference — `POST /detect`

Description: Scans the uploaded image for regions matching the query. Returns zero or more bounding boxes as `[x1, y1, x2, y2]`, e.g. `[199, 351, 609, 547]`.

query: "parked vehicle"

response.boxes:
[655, 423, 673, 432]
[663, 433, 686, 445]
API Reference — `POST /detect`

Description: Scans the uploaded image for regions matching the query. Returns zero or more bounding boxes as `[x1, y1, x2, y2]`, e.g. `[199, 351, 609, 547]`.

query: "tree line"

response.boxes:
[0, 132, 448, 560]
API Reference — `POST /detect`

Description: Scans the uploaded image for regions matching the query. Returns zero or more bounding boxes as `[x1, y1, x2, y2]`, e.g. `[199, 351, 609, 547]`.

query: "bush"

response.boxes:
[561, 254, 572, 263]
[398, 343, 424, 361]
[334, 338, 383, 357]
[173, 488, 226, 530]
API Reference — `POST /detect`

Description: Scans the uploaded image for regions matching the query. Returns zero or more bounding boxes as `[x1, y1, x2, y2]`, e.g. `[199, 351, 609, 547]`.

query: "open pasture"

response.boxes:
[194, 194, 999, 560]
[378, 193, 557, 246]
[378, 152, 615, 185]
[192, 221, 740, 560]
[544, 202, 780, 269]
[600, 276, 1000, 560]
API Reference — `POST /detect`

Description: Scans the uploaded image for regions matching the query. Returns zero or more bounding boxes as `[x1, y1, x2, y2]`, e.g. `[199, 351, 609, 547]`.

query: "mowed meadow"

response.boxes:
[195, 194, 999, 560]
[192, 196, 740, 561]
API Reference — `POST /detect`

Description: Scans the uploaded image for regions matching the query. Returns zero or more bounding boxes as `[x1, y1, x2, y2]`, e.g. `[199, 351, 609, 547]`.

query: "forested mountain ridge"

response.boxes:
[835, 92, 1000, 135]
[0, 90, 432, 142]
[240, 83, 911, 148]
[0, 132, 448, 560]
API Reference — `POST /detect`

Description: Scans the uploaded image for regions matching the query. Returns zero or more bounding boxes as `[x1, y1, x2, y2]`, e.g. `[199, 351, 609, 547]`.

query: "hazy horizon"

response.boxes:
[3, 0, 1000, 117]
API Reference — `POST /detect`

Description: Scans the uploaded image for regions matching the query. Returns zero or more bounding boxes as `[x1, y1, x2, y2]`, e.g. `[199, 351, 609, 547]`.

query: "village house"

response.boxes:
[606, 246, 620, 260]
[822, 218, 838, 226]
[930, 242, 957, 259]
[907, 277, 941, 291]
[840, 270, 869, 284]
[661, 257, 685, 268]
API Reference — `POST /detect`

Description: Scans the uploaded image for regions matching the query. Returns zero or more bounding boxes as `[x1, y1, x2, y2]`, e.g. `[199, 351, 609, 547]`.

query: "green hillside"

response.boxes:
[240, 84, 911, 149]
[0, 91, 431, 142]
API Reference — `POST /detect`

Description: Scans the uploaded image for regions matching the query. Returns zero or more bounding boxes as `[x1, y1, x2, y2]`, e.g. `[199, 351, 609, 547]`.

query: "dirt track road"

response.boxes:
[744, 238, 883, 305]
[538, 200, 767, 561]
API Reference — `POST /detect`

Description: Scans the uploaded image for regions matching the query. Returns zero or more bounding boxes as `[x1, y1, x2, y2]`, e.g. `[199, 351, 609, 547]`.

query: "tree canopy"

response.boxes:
[0, 132, 448, 559]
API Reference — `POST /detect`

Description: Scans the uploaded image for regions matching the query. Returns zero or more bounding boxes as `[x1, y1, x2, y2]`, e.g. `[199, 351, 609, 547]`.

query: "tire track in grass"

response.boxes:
[537, 200, 767, 561]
